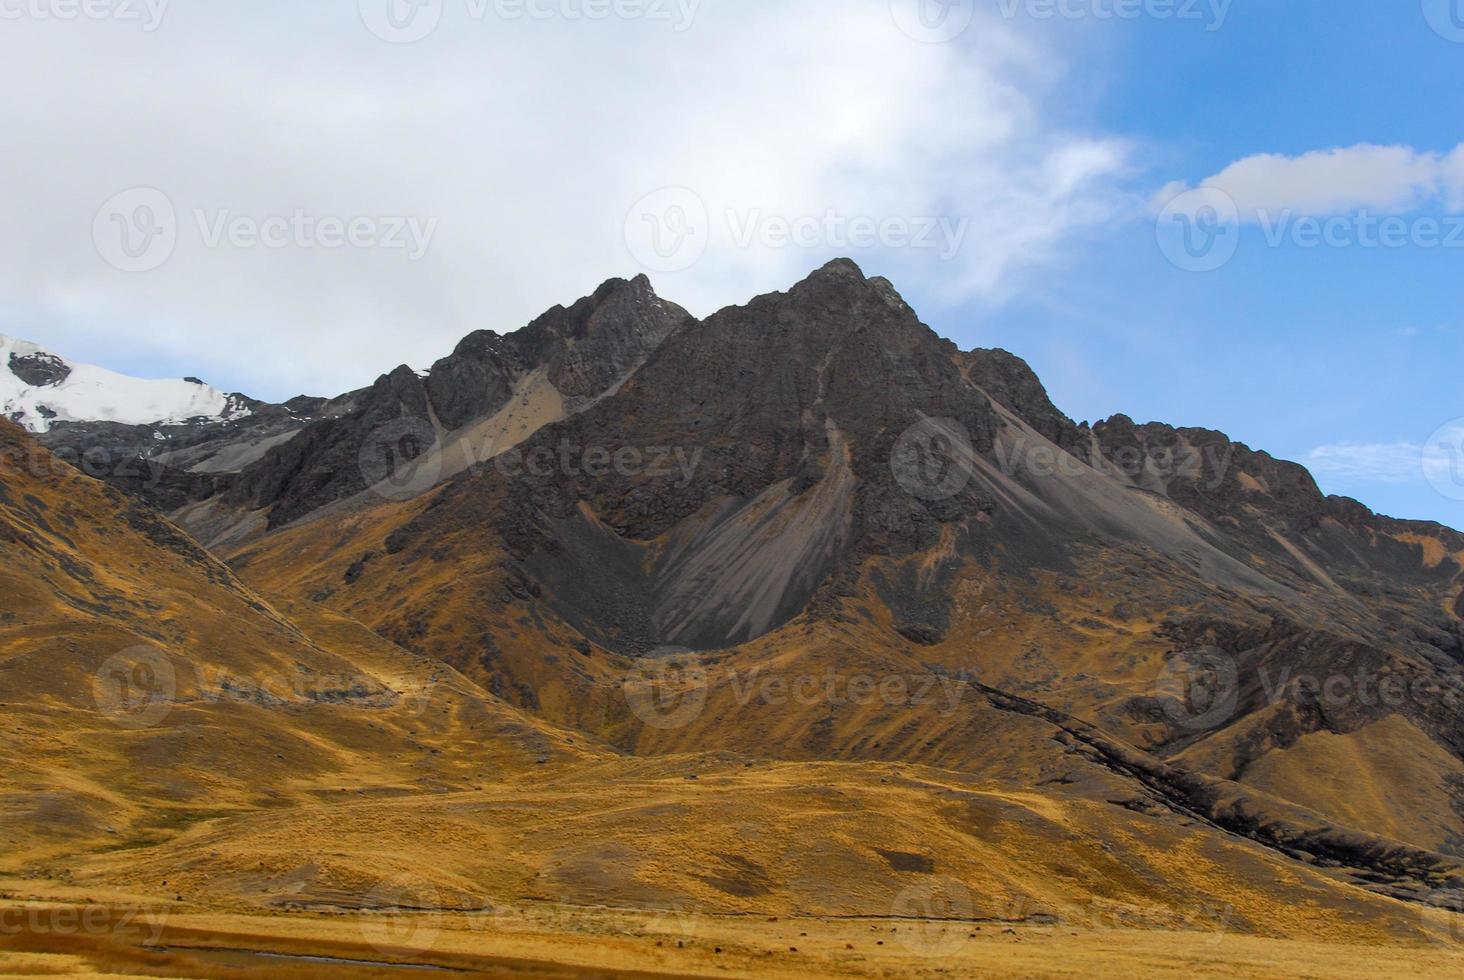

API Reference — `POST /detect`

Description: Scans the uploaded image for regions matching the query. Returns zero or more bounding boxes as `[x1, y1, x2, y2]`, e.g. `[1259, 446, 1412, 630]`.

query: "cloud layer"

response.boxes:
[0, 1, 1130, 400]
[1308, 420, 1464, 503]
[1305, 441, 1427, 485]
[1157, 143, 1464, 221]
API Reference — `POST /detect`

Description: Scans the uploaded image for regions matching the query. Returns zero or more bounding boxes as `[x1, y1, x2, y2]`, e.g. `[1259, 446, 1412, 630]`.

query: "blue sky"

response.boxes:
[0, 1, 1460, 527]
[916, 2, 1464, 527]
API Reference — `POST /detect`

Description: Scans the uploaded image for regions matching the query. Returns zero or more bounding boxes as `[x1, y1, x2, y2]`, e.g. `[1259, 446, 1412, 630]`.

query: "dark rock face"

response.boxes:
[9, 351, 70, 387]
[1087, 415, 1326, 533]
[1147, 612, 1464, 766]
[422, 336, 516, 433]
[961, 347, 1082, 452]
[38, 259, 1464, 667]
[225, 275, 692, 529]
[376, 259, 1464, 659]
[36, 394, 351, 514]
[427, 273, 689, 426]
[226, 364, 434, 528]
[400, 260, 1009, 651]
[1082, 413, 1464, 628]
[33, 276, 689, 529]
[495, 260, 997, 548]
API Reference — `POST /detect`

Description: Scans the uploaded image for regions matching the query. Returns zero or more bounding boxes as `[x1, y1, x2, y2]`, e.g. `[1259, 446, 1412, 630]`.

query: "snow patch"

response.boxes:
[1, 334, 250, 433]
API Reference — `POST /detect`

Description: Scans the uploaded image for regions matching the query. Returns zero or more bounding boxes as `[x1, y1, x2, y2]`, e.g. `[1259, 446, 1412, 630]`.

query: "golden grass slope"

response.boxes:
[6, 420, 1464, 975]
[0, 420, 600, 869]
[4, 902, 1462, 978]
[56, 756, 1449, 941]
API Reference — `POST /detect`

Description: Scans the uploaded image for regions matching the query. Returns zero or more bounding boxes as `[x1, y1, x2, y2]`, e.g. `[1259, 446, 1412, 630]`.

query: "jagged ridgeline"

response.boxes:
[5, 260, 1464, 950]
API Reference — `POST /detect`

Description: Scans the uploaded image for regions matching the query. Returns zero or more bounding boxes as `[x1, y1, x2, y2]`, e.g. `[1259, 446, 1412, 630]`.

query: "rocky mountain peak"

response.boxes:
[425, 274, 692, 430]
[962, 347, 1081, 450]
[8, 347, 71, 388]
[209, 276, 693, 530]
[800, 255, 867, 283]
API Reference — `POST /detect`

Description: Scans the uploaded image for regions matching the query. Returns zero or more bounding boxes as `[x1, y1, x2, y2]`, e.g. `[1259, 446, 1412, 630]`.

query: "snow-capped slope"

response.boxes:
[1, 335, 248, 433]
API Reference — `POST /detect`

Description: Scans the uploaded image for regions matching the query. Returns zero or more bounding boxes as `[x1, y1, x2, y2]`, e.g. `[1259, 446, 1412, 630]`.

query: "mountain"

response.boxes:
[13, 276, 691, 553]
[0, 334, 250, 433]
[1, 334, 365, 516]
[4, 262, 1464, 972]
[2, 414, 1456, 958]
[214, 261, 1464, 867]
[0, 417, 592, 855]
[209, 272, 691, 538]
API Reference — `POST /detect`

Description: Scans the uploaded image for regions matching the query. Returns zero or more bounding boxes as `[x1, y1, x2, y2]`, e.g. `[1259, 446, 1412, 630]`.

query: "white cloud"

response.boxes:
[1156, 143, 1464, 222]
[1307, 425, 1464, 493]
[1306, 442, 1425, 484]
[1444, 145, 1464, 212]
[0, 1, 1130, 400]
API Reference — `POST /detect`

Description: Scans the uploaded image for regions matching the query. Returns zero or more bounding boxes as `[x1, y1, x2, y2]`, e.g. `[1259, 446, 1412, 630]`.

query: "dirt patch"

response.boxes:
[876, 849, 935, 873]
[695, 853, 773, 898]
